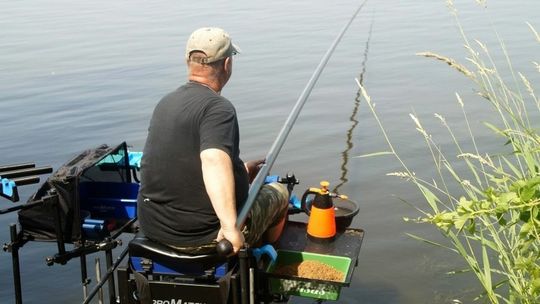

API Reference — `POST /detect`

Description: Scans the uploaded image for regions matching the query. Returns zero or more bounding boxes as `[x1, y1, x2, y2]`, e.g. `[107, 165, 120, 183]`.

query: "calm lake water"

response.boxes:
[1, 0, 538, 303]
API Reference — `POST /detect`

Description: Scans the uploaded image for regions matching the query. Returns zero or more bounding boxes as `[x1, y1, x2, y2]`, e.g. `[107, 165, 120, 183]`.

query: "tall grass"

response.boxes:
[357, 1, 539, 303]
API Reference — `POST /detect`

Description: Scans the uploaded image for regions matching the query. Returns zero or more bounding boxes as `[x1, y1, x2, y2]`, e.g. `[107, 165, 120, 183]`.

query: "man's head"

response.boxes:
[185, 27, 239, 64]
[186, 27, 239, 93]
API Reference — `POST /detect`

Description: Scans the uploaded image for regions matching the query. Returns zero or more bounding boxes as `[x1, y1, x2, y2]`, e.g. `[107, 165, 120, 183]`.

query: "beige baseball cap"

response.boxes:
[185, 27, 240, 64]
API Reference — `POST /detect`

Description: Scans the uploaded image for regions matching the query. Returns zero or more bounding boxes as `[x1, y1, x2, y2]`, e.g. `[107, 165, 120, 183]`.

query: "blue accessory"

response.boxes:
[1, 178, 16, 197]
[252, 244, 277, 263]
[264, 175, 279, 184]
[128, 151, 143, 169]
[82, 218, 108, 240]
[289, 194, 301, 210]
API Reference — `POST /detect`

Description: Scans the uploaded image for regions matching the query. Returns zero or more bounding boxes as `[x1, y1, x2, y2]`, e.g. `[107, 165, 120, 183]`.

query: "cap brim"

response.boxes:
[231, 43, 241, 55]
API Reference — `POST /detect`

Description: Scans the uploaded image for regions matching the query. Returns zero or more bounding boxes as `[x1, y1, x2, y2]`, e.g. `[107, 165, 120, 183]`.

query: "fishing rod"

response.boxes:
[218, 1, 367, 253]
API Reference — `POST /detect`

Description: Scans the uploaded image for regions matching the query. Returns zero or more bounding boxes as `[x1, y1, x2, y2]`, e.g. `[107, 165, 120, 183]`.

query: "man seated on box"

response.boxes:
[137, 27, 289, 255]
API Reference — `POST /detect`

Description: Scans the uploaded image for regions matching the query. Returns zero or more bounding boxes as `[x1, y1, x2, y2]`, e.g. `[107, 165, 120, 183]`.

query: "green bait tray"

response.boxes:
[266, 250, 351, 300]
[263, 221, 365, 301]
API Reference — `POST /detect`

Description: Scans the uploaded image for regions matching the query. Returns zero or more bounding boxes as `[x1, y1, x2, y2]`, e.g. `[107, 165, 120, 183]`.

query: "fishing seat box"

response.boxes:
[118, 233, 231, 304]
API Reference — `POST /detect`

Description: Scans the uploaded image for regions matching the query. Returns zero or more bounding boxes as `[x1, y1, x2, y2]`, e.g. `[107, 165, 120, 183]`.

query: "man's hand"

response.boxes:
[217, 226, 245, 255]
[245, 159, 265, 183]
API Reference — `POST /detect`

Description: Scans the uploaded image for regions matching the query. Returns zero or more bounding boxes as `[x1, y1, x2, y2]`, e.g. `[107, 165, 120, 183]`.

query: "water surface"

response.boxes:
[1, 0, 538, 303]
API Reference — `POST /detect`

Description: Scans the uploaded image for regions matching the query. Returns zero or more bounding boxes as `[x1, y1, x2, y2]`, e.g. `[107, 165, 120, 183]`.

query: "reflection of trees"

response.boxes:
[334, 19, 373, 193]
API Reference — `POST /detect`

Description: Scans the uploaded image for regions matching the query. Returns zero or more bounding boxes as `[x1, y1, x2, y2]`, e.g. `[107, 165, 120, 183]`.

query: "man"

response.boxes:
[137, 27, 289, 255]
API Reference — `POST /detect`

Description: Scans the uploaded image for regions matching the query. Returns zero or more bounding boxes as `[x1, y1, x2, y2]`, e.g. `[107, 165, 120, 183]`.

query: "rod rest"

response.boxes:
[1, 163, 52, 203]
[0, 166, 52, 179]
[0, 163, 35, 173]
[129, 232, 227, 275]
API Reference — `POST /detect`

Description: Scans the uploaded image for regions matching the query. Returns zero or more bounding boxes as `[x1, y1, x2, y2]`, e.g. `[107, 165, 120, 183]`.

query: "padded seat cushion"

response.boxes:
[128, 232, 225, 270]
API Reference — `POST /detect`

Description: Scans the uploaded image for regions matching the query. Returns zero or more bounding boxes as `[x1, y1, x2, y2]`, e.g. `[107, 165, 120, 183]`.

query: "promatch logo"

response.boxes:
[152, 299, 206, 304]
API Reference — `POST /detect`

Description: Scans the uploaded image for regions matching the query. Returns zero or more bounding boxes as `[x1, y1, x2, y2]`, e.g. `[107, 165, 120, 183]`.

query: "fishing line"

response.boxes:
[236, 0, 368, 229]
[334, 14, 374, 193]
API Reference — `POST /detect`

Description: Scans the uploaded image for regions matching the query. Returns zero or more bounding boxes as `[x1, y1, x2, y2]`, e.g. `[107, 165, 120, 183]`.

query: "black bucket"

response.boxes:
[302, 197, 359, 230]
[333, 198, 359, 230]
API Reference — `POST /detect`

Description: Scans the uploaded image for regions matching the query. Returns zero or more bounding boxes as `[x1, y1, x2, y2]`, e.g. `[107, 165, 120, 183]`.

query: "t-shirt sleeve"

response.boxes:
[199, 100, 236, 157]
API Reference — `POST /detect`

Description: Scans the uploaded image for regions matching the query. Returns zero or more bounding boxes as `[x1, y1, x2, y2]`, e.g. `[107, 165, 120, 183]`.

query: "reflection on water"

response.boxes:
[334, 18, 374, 194]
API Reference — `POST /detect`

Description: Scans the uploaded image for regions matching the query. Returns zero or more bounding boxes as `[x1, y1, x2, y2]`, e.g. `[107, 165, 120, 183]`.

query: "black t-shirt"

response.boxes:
[138, 82, 249, 246]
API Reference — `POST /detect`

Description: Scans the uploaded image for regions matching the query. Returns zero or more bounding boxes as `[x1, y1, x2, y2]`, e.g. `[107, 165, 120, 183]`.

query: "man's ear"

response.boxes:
[223, 57, 231, 73]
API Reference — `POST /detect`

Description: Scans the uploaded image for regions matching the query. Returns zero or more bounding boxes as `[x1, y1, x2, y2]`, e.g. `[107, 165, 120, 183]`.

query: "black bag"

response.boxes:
[18, 142, 132, 243]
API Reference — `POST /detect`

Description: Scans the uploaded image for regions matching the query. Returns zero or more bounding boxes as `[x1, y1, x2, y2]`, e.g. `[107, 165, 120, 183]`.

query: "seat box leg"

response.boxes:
[117, 265, 136, 304]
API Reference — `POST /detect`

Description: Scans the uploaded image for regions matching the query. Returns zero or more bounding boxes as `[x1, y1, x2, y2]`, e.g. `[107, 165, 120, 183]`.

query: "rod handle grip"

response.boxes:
[216, 239, 233, 257]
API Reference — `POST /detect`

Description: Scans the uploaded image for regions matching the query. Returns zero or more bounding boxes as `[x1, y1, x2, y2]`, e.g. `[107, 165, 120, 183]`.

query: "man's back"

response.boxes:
[138, 82, 249, 247]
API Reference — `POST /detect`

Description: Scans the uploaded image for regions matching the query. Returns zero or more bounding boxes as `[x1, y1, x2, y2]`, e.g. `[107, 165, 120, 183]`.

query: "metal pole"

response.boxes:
[0, 199, 44, 215]
[236, 1, 366, 228]
[105, 249, 116, 304]
[239, 249, 249, 304]
[49, 190, 66, 256]
[10, 224, 23, 304]
[82, 246, 129, 304]
[249, 268, 255, 304]
[95, 258, 104, 304]
[81, 254, 89, 300]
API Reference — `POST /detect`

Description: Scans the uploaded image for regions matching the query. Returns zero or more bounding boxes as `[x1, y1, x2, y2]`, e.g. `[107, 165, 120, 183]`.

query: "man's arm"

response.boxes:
[200, 148, 244, 254]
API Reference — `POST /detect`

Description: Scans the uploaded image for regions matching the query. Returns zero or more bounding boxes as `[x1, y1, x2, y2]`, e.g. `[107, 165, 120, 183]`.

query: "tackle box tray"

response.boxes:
[264, 221, 364, 300]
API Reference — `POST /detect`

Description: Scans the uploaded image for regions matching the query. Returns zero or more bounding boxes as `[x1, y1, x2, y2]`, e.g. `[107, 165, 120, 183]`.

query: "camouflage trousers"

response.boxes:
[169, 182, 289, 254]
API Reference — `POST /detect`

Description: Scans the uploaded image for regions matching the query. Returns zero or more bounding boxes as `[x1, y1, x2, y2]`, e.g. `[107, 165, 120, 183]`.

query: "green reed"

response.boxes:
[357, 1, 539, 303]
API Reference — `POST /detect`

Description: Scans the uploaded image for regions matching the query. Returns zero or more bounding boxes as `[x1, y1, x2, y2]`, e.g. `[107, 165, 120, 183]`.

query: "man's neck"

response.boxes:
[188, 76, 221, 94]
